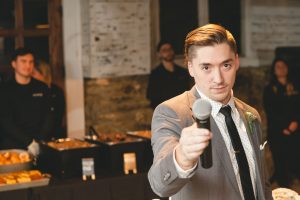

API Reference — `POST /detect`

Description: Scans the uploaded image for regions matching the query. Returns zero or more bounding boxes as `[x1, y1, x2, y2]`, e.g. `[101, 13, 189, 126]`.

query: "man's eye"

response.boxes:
[224, 63, 232, 68]
[202, 66, 209, 71]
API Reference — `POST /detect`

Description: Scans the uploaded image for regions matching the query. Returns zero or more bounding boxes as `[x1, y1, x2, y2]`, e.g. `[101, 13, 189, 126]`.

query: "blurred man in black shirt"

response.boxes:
[0, 48, 52, 150]
[147, 41, 191, 109]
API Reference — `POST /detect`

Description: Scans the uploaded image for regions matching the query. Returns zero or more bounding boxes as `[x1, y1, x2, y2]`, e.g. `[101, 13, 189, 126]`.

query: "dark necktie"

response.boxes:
[219, 106, 255, 200]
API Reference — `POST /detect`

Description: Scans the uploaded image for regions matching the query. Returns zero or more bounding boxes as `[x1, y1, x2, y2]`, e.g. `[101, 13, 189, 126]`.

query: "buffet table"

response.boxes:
[0, 172, 163, 200]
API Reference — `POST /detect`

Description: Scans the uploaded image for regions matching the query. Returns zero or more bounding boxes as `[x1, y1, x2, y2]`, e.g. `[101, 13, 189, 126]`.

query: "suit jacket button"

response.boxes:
[163, 172, 171, 181]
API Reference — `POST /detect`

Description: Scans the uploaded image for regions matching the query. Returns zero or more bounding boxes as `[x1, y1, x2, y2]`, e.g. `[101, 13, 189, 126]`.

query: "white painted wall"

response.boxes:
[62, 0, 85, 138]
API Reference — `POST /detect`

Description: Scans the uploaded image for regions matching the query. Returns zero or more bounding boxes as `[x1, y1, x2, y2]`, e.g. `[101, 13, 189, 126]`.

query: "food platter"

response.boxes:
[0, 171, 50, 192]
[0, 149, 32, 173]
[46, 138, 97, 151]
[272, 188, 300, 200]
[126, 130, 151, 140]
[0, 176, 50, 192]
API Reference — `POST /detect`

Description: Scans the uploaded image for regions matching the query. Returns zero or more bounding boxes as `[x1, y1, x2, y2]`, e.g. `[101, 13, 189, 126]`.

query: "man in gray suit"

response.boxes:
[148, 24, 273, 200]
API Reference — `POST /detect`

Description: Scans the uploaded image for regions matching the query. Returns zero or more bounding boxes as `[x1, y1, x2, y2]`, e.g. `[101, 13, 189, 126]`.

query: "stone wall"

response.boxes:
[84, 66, 271, 135]
[235, 66, 269, 136]
[84, 75, 153, 134]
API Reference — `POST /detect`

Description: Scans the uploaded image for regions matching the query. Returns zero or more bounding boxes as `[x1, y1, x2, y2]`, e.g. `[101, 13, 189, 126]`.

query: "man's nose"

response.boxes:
[25, 63, 33, 69]
[212, 68, 223, 84]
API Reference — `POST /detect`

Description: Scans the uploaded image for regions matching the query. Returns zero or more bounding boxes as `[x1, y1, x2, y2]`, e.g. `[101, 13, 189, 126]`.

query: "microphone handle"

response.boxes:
[195, 118, 212, 169]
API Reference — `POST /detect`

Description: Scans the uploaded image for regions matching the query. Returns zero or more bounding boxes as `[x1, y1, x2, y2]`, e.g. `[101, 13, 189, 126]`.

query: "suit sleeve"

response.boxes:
[148, 104, 191, 197]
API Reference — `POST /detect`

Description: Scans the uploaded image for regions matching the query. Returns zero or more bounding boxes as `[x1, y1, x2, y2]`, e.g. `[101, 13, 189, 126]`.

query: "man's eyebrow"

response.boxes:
[199, 62, 212, 66]
[221, 58, 233, 64]
[199, 58, 233, 66]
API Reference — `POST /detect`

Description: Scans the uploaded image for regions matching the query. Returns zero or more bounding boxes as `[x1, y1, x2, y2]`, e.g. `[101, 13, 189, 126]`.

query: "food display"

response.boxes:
[37, 138, 101, 178]
[96, 132, 144, 145]
[86, 128, 148, 173]
[127, 130, 151, 139]
[127, 130, 153, 170]
[0, 170, 50, 192]
[0, 150, 32, 173]
[47, 138, 95, 150]
[0, 170, 43, 184]
[272, 188, 300, 200]
[0, 151, 30, 165]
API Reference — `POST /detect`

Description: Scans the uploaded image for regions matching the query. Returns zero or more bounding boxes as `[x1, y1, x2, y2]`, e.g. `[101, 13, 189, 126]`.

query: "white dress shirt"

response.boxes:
[173, 88, 257, 200]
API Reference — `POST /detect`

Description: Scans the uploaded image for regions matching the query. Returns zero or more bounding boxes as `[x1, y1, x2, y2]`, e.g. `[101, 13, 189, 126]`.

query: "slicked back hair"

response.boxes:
[184, 24, 237, 65]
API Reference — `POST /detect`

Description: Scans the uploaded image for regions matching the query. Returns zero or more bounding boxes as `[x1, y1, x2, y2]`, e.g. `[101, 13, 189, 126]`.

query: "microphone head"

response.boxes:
[192, 99, 212, 120]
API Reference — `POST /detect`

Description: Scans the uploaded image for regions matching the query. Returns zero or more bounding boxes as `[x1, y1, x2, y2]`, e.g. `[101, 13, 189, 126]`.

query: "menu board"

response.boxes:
[250, 6, 300, 51]
[84, 0, 150, 78]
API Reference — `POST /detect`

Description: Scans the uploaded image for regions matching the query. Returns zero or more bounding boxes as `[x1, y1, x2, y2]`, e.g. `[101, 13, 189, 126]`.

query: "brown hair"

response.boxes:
[35, 60, 52, 86]
[184, 24, 237, 65]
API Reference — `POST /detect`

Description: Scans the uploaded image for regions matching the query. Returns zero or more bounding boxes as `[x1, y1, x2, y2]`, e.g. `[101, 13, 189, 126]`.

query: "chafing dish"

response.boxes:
[85, 127, 148, 174]
[37, 138, 100, 178]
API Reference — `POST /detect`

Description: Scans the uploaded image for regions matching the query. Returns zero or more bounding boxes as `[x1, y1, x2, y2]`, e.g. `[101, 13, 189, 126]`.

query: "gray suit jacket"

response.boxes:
[148, 86, 273, 200]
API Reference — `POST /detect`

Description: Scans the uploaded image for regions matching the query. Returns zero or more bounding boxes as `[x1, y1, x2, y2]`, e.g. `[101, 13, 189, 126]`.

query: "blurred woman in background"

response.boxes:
[263, 58, 300, 187]
[32, 60, 66, 139]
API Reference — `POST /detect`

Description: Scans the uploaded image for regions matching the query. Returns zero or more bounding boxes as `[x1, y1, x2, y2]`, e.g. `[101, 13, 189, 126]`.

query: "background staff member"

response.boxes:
[148, 24, 272, 200]
[0, 48, 52, 150]
[146, 41, 191, 110]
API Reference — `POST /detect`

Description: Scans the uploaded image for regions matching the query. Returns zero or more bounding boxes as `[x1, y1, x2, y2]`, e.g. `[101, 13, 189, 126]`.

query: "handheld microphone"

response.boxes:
[192, 99, 212, 169]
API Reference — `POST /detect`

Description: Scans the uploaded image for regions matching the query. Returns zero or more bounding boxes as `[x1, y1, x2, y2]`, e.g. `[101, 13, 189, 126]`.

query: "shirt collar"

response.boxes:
[195, 86, 236, 117]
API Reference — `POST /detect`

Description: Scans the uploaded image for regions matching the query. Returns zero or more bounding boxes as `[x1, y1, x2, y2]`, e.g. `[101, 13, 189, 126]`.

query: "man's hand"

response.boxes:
[283, 129, 291, 136]
[283, 121, 298, 136]
[288, 121, 298, 132]
[175, 123, 212, 170]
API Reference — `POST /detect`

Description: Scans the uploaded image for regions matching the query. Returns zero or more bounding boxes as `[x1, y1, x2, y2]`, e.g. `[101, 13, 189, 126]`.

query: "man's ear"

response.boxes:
[11, 61, 16, 69]
[157, 51, 162, 60]
[187, 61, 194, 77]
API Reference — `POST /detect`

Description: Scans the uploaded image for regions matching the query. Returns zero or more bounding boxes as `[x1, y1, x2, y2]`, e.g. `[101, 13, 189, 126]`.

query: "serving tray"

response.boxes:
[126, 130, 151, 140]
[0, 175, 50, 192]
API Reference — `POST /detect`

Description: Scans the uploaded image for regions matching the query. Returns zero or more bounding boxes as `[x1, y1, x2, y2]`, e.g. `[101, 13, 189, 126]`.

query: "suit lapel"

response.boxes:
[235, 99, 265, 199]
[235, 100, 261, 166]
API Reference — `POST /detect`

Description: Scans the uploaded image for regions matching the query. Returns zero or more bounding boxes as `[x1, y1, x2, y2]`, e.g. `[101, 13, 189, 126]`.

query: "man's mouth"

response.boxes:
[210, 85, 227, 93]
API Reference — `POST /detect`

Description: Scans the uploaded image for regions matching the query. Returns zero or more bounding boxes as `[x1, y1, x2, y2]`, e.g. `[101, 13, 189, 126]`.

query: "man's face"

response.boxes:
[12, 54, 34, 79]
[158, 43, 175, 62]
[188, 43, 239, 104]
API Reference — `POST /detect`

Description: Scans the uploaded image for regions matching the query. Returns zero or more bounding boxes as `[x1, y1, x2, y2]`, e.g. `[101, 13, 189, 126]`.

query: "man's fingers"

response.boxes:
[182, 134, 211, 145]
[183, 141, 210, 152]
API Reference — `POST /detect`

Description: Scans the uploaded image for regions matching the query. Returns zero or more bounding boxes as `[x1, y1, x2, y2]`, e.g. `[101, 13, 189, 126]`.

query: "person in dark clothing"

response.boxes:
[147, 41, 191, 109]
[32, 60, 66, 138]
[0, 73, 3, 84]
[263, 57, 300, 187]
[0, 48, 52, 150]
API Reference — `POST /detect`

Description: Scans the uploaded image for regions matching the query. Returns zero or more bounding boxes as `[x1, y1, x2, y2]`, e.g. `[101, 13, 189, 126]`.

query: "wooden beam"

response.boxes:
[48, 0, 65, 90]
[0, 29, 18, 37]
[15, 0, 24, 48]
[23, 29, 50, 37]
[0, 29, 49, 37]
